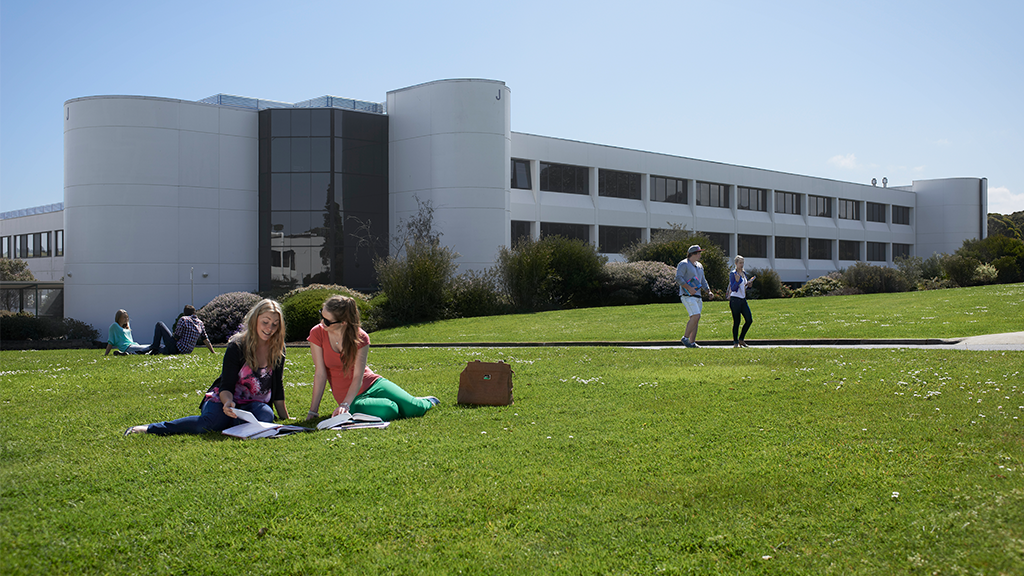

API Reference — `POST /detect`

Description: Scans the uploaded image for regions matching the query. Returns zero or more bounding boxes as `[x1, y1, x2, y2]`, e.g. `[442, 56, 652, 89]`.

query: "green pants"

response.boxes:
[351, 377, 432, 421]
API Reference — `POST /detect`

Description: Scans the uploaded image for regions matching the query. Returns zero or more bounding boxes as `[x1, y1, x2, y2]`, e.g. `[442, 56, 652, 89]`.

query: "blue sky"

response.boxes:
[2, 0, 1022, 215]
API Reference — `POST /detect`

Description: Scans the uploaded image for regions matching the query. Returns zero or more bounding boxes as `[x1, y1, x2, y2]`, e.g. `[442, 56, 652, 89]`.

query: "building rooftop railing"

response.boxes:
[0, 202, 64, 221]
[199, 93, 384, 114]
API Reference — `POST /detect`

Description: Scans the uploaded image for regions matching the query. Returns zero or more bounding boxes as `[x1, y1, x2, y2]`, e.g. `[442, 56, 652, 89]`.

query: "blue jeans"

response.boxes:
[149, 321, 180, 354]
[146, 400, 275, 435]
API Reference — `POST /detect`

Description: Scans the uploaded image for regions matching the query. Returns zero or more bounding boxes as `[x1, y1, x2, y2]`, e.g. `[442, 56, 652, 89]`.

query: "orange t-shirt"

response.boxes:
[307, 324, 380, 404]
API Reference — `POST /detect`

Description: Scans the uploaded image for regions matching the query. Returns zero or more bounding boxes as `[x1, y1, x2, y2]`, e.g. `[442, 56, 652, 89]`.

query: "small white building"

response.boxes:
[0, 78, 988, 333]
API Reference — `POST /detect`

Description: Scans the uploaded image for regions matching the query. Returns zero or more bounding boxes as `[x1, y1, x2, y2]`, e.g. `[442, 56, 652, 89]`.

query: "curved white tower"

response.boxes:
[386, 79, 512, 271]
[63, 96, 260, 333]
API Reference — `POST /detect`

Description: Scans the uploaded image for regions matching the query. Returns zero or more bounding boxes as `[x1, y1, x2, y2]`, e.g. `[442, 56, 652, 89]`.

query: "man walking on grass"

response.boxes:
[676, 244, 713, 348]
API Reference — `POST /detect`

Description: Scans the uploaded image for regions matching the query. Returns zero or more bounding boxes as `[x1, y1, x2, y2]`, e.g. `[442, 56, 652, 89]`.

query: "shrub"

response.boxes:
[942, 254, 981, 287]
[623, 227, 728, 293]
[793, 273, 845, 297]
[973, 263, 998, 285]
[0, 311, 98, 341]
[746, 267, 787, 299]
[841, 262, 911, 294]
[449, 269, 511, 319]
[541, 235, 607, 309]
[281, 286, 371, 342]
[374, 240, 459, 328]
[198, 292, 262, 343]
[496, 237, 554, 312]
[600, 261, 678, 306]
[991, 255, 1024, 284]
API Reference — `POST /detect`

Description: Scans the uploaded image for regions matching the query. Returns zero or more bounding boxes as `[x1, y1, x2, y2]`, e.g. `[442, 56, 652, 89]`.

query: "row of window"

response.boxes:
[512, 220, 911, 260]
[513, 159, 911, 224]
[1, 231, 64, 259]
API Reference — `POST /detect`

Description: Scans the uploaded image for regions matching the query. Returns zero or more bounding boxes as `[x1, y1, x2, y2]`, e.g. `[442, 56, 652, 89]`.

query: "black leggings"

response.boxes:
[730, 297, 753, 342]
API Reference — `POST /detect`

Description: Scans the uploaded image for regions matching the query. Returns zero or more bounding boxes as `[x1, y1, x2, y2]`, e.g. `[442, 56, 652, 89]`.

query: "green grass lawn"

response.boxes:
[2, 284, 1023, 575]
[372, 283, 1024, 343]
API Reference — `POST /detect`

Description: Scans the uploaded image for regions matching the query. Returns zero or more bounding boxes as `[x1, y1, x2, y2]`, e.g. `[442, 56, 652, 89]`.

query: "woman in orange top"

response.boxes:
[304, 295, 438, 421]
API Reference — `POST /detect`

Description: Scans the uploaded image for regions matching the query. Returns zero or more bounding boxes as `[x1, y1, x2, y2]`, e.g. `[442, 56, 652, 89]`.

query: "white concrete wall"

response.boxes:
[387, 79, 511, 271]
[913, 177, 987, 257]
[0, 210, 64, 281]
[63, 96, 259, 334]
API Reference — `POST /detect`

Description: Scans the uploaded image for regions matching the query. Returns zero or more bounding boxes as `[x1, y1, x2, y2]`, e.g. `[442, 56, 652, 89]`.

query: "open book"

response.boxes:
[221, 409, 314, 440]
[316, 412, 391, 431]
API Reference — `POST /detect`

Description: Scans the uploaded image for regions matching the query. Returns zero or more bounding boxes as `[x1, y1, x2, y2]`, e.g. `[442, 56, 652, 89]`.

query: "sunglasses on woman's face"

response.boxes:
[321, 315, 341, 327]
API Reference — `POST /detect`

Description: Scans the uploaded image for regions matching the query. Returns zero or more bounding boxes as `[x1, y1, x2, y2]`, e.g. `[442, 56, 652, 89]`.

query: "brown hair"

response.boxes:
[323, 295, 360, 370]
[229, 299, 286, 370]
[114, 309, 130, 328]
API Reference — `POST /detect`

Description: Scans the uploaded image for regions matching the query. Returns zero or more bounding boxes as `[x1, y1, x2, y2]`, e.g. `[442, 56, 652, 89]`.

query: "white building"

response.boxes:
[0, 78, 987, 333]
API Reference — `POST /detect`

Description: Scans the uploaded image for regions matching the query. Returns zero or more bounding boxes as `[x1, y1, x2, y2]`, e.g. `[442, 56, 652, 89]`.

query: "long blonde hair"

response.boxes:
[323, 295, 361, 370]
[230, 299, 286, 370]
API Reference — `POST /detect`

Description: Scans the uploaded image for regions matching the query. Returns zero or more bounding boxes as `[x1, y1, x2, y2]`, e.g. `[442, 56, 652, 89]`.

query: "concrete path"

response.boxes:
[371, 332, 1024, 352]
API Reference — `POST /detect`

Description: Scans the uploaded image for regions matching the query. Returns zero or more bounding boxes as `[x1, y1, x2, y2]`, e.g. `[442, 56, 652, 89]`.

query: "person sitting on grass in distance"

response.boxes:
[676, 244, 713, 348]
[124, 299, 290, 436]
[147, 305, 216, 355]
[104, 309, 152, 356]
[305, 295, 439, 422]
[728, 255, 756, 348]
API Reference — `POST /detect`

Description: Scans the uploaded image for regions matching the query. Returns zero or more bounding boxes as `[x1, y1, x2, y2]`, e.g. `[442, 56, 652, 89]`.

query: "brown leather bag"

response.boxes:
[457, 360, 513, 406]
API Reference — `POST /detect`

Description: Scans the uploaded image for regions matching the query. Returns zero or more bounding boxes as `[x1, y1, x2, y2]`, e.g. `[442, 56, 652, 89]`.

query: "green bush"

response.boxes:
[956, 234, 1024, 284]
[623, 228, 728, 293]
[973, 263, 998, 285]
[746, 267, 788, 299]
[793, 274, 846, 297]
[281, 286, 371, 342]
[600, 261, 678, 306]
[374, 241, 459, 328]
[541, 236, 607, 309]
[841, 262, 911, 294]
[198, 292, 262, 343]
[991, 255, 1024, 284]
[449, 269, 511, 319]
[942, 254, 981, 287]
[496, 236, 554, 312]
[0, 311, 98, 341]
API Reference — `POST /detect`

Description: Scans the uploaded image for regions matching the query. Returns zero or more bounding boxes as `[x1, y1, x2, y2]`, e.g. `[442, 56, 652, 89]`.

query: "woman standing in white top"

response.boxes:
[728, 255, 756, 348]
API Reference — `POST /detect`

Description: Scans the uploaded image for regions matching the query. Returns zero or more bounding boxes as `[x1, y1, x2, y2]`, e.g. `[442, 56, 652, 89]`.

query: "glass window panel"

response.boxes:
[55, 231, 63, 257]
[310, 110, 331, 137]
[809, 239, 832, 260]
[27, 234, 36, 258]
[271, 138, 291, 172]
[290, 173, 312, 212]
[776, 236, 801, 259]
[310, 138, 330, 172]
[310, 173, 332, 210]
[737, 234, 767, 258]
[2, 236, 9, 259]
[290, 110, 310, 137]
[271, 174, 291, 210]
[40, 232, 49, 257]
[839, 240, 860, 260]
[511, 220, 531, 244]
[270, 110, 290, 137]
[290, 138, 310, 172]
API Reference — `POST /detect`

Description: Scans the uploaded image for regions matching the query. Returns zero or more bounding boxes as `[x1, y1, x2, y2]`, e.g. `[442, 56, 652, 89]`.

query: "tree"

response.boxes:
[0, 259, 35, 311]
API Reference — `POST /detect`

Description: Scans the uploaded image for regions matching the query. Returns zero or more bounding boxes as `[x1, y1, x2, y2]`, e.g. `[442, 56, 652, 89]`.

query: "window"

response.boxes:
[38, 232, 50, 258]
[837, 199, 860, 220]
[55, 230, 64, 257]
[701, 232, 730, 253]
[511, 159, 531, 190]
[15, 235, 25, 258]
[809, 195, 832, 218]
[598, 169, 641, 199]
[892, 205, 910, 225]
[599, 226, 641, 254]
[867, 242, 886, 262]
[839, 240, 860, 260]
[775, 236, 801, 259]
[737, 186, 767, 212]
[511, 220, 531, 245]
[892, 243, 911, 260]
[1, 236, 9, 259]
[540, 222, 589, 242]
[809, 238, 832, 260]
[737, 234, 767, 258]
[775, 191, 801, 215]
[651, 175, 687, 204]
[866, 202, 886, 223]
[696, 181, 729, 208]
[540, 162, 589, 195]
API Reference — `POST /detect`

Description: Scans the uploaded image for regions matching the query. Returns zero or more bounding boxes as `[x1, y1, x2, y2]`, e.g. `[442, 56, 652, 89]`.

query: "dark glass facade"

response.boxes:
[259, 108, 388, 292]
